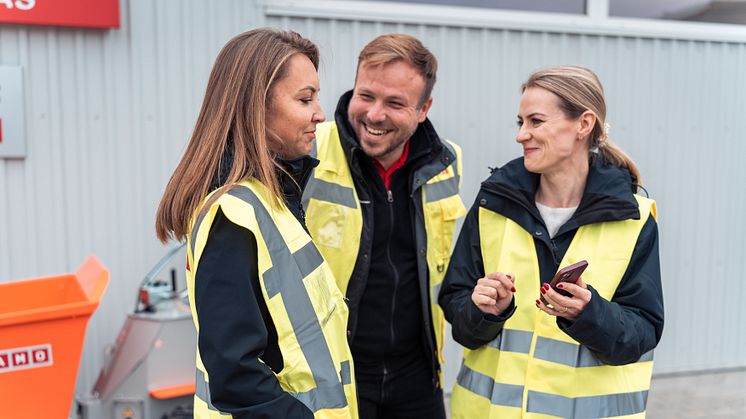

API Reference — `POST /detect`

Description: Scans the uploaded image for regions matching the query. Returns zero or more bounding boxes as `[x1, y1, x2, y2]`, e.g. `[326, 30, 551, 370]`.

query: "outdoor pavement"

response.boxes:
[647, 369, 746, 418]
[444, 368, 746, 418]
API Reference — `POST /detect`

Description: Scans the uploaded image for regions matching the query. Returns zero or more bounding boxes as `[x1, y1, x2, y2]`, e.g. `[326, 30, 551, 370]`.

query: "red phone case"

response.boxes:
[540, 260, 588, 304]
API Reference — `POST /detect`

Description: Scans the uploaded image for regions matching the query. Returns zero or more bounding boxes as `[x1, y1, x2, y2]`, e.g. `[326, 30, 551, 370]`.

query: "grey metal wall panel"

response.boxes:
[266, 12, 746, 378]
[0, 0, 263, 403]
[1, 0, 745, 404]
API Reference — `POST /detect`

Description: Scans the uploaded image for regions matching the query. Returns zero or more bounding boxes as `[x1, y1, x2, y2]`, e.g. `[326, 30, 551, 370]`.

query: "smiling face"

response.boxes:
[347, 60, 432, 169]
[516, 87, 594, 176]
[266, 53, 325, 160]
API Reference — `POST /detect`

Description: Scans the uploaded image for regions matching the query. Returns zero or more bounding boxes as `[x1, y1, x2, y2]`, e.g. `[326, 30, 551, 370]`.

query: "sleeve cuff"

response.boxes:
[557, 285, 608, 344]
[466, 298, 516, 339]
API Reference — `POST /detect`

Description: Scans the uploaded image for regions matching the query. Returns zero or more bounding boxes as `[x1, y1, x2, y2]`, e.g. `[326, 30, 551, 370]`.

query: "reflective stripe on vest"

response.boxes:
[456, 363, 649, 418]
[451, 194, 656, 419]
[303, 177, 358, 209]
[194, 369, 219, 411]
[425, 173, 460, 202]
[423, 140, 461, 203]
[303, 137, 358, 210]
[188, 181, 357, 418]
[484, 329, 655, 368]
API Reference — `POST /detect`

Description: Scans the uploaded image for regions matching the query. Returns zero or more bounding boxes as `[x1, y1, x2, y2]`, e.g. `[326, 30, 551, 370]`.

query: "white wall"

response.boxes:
[1, 0, 745, 402]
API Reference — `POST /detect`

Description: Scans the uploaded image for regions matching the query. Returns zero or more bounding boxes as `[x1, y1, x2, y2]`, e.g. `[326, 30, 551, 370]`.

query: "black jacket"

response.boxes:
[194, 156, 318, 419]
[332, 91, 454, 388]
[439, 155, 664, 365]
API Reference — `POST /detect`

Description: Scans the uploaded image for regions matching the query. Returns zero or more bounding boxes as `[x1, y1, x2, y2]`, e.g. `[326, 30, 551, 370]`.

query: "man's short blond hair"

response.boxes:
[357, 33, 437, 107]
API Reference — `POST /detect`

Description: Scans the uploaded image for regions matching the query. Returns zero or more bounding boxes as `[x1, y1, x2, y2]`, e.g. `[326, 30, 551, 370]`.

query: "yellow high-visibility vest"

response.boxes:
[302, 121, 466, 376]
[451, 195, 657, 419]
[186, 178, 358, 419]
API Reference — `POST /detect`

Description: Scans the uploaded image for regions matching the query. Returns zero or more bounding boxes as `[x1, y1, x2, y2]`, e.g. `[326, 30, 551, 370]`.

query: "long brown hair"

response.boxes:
[155, 28, 319, 243]
[522, 66, 641, 187]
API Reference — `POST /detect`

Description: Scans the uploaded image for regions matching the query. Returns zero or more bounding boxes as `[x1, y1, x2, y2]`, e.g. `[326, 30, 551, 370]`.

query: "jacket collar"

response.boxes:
[481, 153, 640, 232]
[210, 137, 319, 201]
[277, 155, 319, 199]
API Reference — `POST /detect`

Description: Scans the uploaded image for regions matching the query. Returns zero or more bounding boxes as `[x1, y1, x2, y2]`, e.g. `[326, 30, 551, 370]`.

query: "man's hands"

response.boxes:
[472, 272, 515, 316]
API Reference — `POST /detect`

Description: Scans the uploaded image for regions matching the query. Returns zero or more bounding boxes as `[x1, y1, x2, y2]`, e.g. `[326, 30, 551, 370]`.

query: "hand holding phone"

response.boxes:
[540, 260, 588, 305]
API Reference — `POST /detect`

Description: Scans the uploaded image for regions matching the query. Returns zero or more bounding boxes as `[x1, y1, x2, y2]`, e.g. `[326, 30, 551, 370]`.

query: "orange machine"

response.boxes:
[0, 257, 109, 419]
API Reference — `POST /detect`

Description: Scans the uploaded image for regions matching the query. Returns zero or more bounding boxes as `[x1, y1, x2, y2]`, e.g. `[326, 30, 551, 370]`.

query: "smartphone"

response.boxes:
[540, 260, 588, 305]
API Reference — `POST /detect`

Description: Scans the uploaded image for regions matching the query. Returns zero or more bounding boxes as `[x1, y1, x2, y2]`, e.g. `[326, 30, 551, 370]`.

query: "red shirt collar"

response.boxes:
[373, 140, 410, 189]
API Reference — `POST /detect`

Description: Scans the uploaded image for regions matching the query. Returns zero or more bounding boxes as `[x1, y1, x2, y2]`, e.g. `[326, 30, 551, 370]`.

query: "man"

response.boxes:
[303, 34, 466, 419]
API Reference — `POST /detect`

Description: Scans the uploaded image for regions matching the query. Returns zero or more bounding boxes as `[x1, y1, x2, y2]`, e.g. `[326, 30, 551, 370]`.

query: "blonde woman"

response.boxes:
[440, 66, 663, 419]
[156, 28, 357, 419]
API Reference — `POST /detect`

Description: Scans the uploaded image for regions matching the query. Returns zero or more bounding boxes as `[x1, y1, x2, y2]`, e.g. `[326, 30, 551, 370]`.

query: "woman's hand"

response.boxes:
[472, 272, 515, 316]
[536, 277, 592, 321]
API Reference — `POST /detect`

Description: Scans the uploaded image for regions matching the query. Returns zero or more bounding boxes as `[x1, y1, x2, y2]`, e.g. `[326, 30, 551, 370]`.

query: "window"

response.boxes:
[373, 0, 585, 15]
[610, 0, 746, 25]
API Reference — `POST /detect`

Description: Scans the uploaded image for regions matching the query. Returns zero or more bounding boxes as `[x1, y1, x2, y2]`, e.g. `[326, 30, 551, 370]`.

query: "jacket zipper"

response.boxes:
[383, 188, 398, 401]
[381, 363, 388, 401]
[386, 189, 397, 347]
[550, 238, 561, 266]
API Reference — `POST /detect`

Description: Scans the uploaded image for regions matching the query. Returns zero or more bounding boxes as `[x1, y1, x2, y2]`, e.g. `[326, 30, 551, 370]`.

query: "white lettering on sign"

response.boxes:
[15, 0, 35, 10]
[12, 351, 28, 366]
[0, 344, 53, 373]
[32, 348, 49, 362]
[0, 0, 35, 10]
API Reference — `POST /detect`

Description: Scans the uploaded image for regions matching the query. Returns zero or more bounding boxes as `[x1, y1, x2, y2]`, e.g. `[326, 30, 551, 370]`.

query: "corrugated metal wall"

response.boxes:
[0, 0, 266, 403]
[1, 0, 745, 403]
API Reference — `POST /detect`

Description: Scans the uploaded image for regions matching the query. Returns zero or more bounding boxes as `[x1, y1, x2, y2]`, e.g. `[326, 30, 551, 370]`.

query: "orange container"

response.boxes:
[0, 257, 109, 419]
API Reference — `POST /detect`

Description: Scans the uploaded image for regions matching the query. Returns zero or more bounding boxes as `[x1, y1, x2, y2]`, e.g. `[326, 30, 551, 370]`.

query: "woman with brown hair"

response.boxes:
[440, 66, 663, 418]
[156, 28, 358, 419]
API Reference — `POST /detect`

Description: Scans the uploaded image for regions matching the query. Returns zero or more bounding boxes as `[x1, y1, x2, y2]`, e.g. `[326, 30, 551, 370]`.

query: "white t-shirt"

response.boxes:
[536, 202, 577, 239]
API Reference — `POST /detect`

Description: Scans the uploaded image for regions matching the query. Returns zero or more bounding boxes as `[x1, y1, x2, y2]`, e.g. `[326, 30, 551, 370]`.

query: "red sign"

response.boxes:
[0, 0, 119, 29]
[0, 344, 53, 373]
